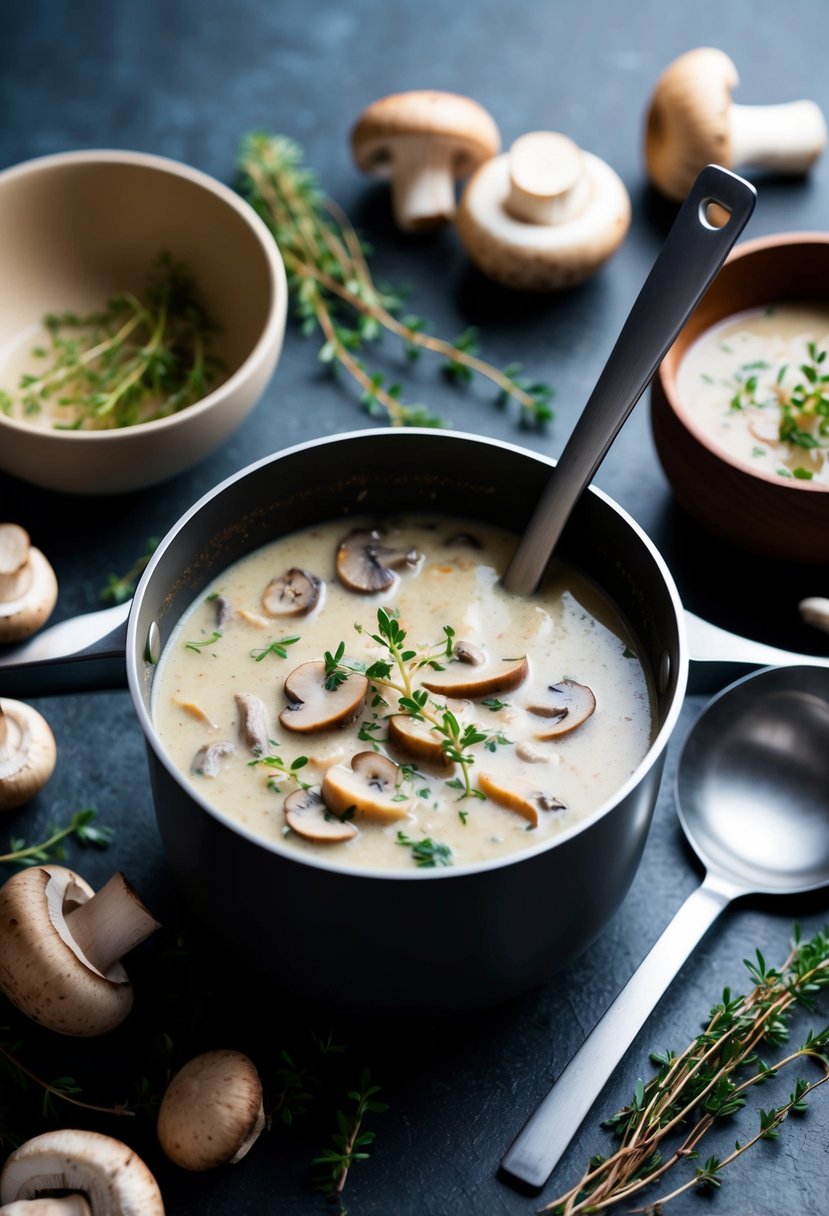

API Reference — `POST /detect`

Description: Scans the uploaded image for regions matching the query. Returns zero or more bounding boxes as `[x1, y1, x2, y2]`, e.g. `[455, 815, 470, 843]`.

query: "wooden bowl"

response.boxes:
[0, 150, 287, 495]
[650, 232, 829, 563]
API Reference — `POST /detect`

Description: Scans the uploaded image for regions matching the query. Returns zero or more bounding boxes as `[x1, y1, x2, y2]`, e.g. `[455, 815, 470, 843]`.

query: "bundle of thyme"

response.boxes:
[545, 924, 829, 1213]
[237, 132, 553, 427]
[0, 254, 218, 431]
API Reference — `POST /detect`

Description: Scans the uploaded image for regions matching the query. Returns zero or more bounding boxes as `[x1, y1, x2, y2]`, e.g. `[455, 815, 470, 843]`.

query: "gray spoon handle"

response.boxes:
[501, 873, 737, 1190]
[502, 165, 757, 596]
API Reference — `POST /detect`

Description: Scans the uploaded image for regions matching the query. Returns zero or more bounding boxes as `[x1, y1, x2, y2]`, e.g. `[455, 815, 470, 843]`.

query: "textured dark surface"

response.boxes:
[1, 2, 829, 1213]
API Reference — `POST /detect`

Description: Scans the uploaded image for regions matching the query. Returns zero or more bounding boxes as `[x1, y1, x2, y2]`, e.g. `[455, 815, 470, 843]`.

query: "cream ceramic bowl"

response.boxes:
[0, 149, 287, 494]
[651, 232, 829, 564]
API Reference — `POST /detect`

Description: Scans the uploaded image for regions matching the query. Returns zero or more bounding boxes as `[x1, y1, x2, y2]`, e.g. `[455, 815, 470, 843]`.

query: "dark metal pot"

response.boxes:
[3, 429, 818, 1015]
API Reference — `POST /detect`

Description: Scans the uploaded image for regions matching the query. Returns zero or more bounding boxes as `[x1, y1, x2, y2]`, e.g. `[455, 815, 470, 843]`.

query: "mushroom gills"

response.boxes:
[284, 787, 359, 842]
[322, 751, 414, 823]
[336, 529, 420, 593]
[279, 661, 369, 733]
[262, 567, 322, 616]
[478, 770, 566, 826]
[528, 679, 596, 739]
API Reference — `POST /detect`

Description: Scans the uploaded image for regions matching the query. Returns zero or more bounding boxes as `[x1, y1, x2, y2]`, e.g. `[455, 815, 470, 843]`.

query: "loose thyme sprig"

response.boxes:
[237, 132, 554, 427]
[0, 1035, 132, 1123]
[325, 607, 486, 797]
[544, 924, 829, 1214]
[312, 1068, 388, 1213]
[0, 807, 113, 867]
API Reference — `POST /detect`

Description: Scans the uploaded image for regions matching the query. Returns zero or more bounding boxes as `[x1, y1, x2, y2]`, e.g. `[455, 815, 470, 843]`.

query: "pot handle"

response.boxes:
[0, 601, 131, 698]
[686, 610, 829, 693]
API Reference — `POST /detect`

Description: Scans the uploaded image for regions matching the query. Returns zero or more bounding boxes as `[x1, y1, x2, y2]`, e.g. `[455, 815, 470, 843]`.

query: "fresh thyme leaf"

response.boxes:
[312, 1068, 388, 1210]
[184, 630, 223, 653]
[237, 132, 555, 428]
[250, 635, 301, 661]
[0, 808, 113, 867]
[100, 537, 160, 604]
[395, 831, 453, 868]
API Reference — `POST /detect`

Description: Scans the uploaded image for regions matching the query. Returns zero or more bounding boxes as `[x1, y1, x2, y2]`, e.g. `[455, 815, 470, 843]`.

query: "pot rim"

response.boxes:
[127, 427, 689, 881]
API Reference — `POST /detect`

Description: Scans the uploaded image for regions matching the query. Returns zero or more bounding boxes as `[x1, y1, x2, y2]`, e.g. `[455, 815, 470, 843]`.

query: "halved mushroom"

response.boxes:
[528, 679, 596, 739]
[262, 568, 322, 617]
[0, 700, 57, 811]
[192, 739, 236, 776]
[388, 714, 452, 768]
[235, 693, 270, 755]
[0, 866, 160, 1036]
[279, 661, 368, 733]
[0, 524, 58, 644]
[422, 655, 528, 699]
[322, 751, 414, 823]
[157, 1049, 264, 1171]
[336, 529, 420, 594]
[478, 771, 566, 826]
[0, 1129, 164, 1214]
[284, 787, 359, 842]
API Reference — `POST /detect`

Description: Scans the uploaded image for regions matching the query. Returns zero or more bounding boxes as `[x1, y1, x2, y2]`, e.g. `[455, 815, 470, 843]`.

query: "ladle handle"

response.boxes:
[502, 165, 757, 596]
[501, 874, 734, 1191]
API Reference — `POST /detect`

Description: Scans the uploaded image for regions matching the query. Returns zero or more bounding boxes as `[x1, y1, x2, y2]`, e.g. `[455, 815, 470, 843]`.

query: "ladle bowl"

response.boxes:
[503, 664, 829, 1189]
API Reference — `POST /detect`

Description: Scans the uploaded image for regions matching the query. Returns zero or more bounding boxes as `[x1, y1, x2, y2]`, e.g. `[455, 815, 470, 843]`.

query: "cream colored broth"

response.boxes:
[676, 303, 829, 485]
[151, 517, 653, 872]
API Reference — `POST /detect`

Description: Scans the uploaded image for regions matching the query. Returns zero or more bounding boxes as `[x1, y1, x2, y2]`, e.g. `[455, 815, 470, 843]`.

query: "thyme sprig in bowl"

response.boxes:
[0, 149, 287, 494]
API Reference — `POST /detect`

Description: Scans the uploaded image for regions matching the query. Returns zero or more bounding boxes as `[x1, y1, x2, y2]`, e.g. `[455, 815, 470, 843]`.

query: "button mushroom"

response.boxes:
[527, 679, 596, 740]
[0, 1129, 164, 1214]
[0, 866, 160, 1036]
[0, 699, 57, 811]
[262, 568, 322, 617]
[157, 1048, 265, 1171]
[284, 787, 359, 842]
[644, 47, 828, 201]
[388, 713, 452, 769]
[0, 524, 58, 644]
[456, 131, 631, 290]
[279, 661, 368, 733]
[351, 90, 500, 232]
[477, 771, 566, 826]
[322, 751, 414, 824]
[453, 639, 486, 666]
[335, 529, 420, 594]
[422, 655, 528, 699]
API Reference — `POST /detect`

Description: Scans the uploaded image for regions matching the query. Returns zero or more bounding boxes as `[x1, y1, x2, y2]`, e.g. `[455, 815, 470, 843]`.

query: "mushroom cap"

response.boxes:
[279, 660, 369, 733]
[322, 751, 414, 824]
[284, 786, 359, 842]
[262, 568, 322, 616]
[0, 1129, 164, 1215]
[421, 655, 529, 699]
[0, 699, 57, 811]
[644, 47, 737, 200]
[456, 138, 631, 291]
[477, 770, 566, 826]
[0, 525, 58, 644]
[336, 529, 420, 594]
[351, 90, 500, 178]
[157, 1049, 265, 1171]
[0, 866, 134, 1035]
[527, 679, 596, 740]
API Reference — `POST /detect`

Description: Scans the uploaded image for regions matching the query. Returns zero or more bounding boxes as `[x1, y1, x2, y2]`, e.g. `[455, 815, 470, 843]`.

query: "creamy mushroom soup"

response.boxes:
[675, 303, 829, 485]
[151, 517, 654, 872]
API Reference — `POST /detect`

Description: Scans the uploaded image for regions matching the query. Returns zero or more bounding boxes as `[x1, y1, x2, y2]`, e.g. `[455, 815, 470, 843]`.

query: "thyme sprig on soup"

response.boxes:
[675, 303, 829, 484]
[151, 518, 653, 872]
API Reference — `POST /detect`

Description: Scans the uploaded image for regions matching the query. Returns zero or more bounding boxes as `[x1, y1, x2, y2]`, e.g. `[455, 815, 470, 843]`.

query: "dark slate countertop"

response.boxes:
[1, 2, 828, 1213]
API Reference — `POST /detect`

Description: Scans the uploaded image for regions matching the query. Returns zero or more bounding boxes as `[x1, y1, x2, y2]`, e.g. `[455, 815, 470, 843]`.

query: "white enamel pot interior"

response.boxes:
[125, 429, 687, 1016]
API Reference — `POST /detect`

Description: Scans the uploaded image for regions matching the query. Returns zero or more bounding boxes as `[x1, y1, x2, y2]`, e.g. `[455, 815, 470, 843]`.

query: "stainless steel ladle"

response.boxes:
[503, 163, 756, 596]
[502, 664, 829, 1190]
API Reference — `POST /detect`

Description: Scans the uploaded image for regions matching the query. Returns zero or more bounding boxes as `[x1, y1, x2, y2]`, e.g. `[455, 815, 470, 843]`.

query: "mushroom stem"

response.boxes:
[0, 1199, 93, 1214]
[505, 132, 592, 225]
[388, 137, 459, 231]
[64, 872, 160, 976]
[729, 99, 827, 172]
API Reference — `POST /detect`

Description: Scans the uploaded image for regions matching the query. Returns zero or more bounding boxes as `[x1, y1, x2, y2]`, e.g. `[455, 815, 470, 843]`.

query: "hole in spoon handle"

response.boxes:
[502, 164, 757, 597]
